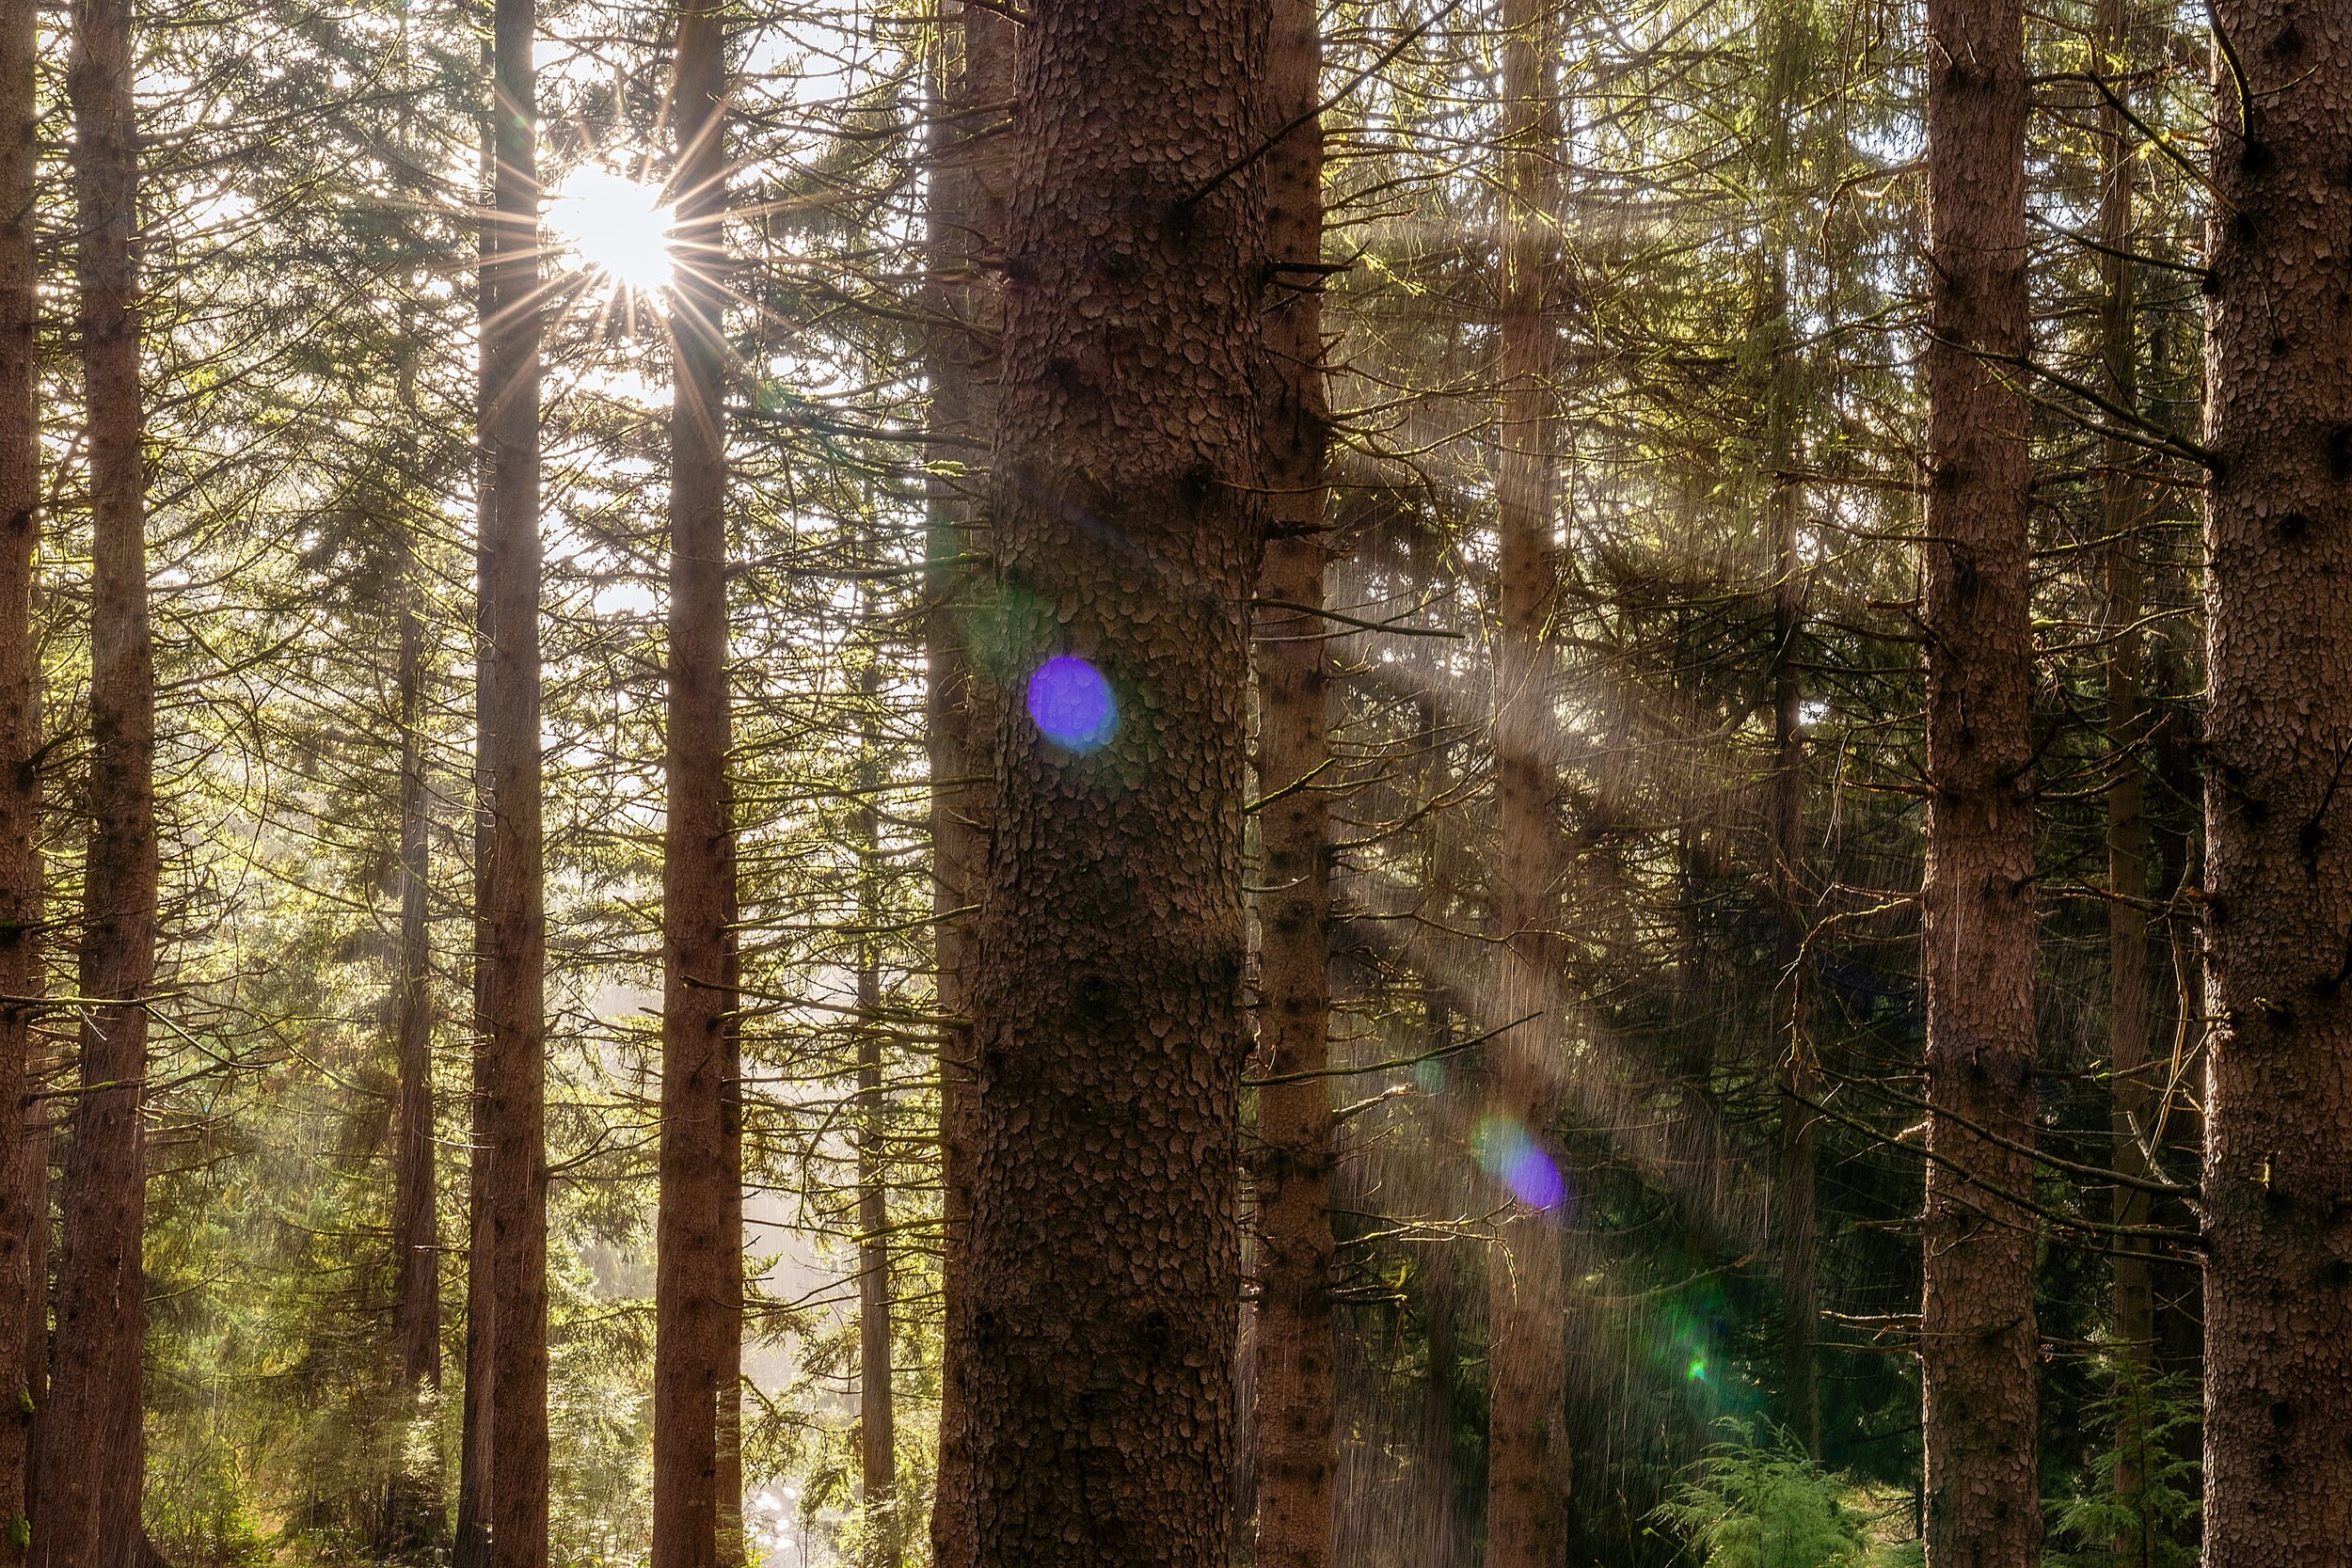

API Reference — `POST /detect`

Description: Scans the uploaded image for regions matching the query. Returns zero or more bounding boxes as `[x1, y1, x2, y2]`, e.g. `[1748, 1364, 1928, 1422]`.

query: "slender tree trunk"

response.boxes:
[921, 11, 1008, 1560]
[41, 0, 157, 1559]
[1420, 1240, 1459, 1567]
[1485, 0, 1569, 1562]
[1758, 9, 1819, 1459]
[453, 65, 498, 1568]
[1918, 0, 2040, 1557]
[476, 0, 548, 1557]
[384, 534, 443, 1554]
[651, 2, 734, 1560]
[0, 0, 36, 1540]
[959, 0, 1267, 1560]
[2090, 5, 2152, 1560]
[2200, 8, 2352, 1562]
[854, 968, 895, 1566]
[13, 1113, 36, 1540]
[1248, 1, 1335, 1564]
[715, 915, 743, 1568]
[854, 670, 898, 1568]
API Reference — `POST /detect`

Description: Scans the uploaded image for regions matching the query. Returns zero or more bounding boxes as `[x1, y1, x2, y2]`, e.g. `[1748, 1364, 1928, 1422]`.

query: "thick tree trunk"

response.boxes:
[1918, 0, 2041, 1558]
[1485, 1, 1569, 1563]
[1248, 2, 1334, 1566]
[958, 0, 1267, 1560]
[2090, 4, 2153, 1560]
[41, 0, 158, 1559]
[384, 542, 443, 1554]
[475, 0, 548, 1558]
[651, 2, 734, 1561]
[921, 11, 1008, 1562]
[2200, 7, 2352, 1563]
[0, 0, 38, 1544]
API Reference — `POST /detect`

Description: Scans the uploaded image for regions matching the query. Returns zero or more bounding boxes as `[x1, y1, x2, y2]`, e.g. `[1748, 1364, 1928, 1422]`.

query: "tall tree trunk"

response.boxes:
[41, 0, 158, 1558]
[0, 0, 38, 1541]
[1485, 0, 1569, 1563]
[2200, 8, 2352, 1563]
[855, 670, 897, 1568]
[958, 0, 1267, 1560]
[1919, 0, 2040, 1556]
[453, 63, 498, 1568]
[921, 10, 1008, 1562]
[651, 0, 734, 1560]
[1248, 0, 1335, 1564]
[476, 0, 548, 1556]
[385, 534, 443, 1554]
[1759, 8, 1819, 1460]
[2091, 3, 2152, 1560]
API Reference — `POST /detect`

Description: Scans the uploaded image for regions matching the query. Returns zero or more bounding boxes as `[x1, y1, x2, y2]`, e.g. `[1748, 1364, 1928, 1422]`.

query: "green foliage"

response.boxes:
[2045, 1359, 2201, 1568]
[1655, 1423, 1920, 1568]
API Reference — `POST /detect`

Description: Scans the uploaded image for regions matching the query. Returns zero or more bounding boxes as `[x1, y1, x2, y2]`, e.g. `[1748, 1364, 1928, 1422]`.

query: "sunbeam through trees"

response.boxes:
[0, 0, 2295, 1562]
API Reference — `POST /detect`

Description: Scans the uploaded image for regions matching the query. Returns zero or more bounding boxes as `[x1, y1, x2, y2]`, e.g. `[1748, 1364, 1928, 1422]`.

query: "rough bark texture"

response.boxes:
[2200, 6, 2352, 1563]
[1248, 0, 1335, 1563]
[383, 540, 443, 1555]
[1919, 0, 2041, 1557]
[921, 11, 1009, 1560]
[41, 0, 158, 1559]
[476, 0, 549, 1558]
[958, 0, 1267, 1560]
[651, 2, 734, 1560]
[2092, 3, 2153, 1558]
[0, 0, 37, 1543]
[1485, 0, 1569, 1562]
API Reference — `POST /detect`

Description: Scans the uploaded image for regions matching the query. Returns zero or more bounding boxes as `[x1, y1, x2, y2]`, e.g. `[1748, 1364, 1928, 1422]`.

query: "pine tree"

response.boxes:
[1918, 0, 2042, 1556]
[1248, 0, 1337, 1558]
[2199, 3, 2352, 1560]
[651, 0, 737, 1556]
[957, 0, 1268, 1558]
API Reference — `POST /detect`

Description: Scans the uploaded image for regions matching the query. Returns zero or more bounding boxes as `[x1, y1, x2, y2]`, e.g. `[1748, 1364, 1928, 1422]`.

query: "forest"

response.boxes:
[0, 0, 2331, 1560]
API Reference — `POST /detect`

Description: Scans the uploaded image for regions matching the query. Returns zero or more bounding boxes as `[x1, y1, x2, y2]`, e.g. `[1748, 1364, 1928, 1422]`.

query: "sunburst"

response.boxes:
[548, 165, 674, 295]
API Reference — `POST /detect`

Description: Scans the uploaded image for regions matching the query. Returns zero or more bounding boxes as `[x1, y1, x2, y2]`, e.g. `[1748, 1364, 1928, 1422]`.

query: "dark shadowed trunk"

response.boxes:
[1919, 0, 2040, 1556]
[1420, 1241, 1459, 1565]
[474, 0, 548, 1557]
[957, 0, 1267, 1560]
[383, 532, 443, 1556]
[1248, 0, 1335, 1563]
[2091, 2, 2153, 1560]
[921, 9, 1009, 1561]
[2199, 4, 2352, 1562]
[0, 0, 36, 1542]
[651, 0, 734, 1559]
[1758, 2, 1818, 1459]
[1485, 0, 1569, 1562]
[41, 0, 158, 1558]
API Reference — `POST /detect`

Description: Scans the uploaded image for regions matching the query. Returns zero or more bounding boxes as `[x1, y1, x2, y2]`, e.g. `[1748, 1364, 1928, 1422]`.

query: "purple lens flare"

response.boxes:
[1474, 1114, 1565, 1212]
[1026, 656, 1118, 752]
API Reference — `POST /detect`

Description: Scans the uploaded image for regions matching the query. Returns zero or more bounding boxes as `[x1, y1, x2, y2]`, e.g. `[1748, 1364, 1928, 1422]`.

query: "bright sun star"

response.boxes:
[548, 166, 673, 293]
